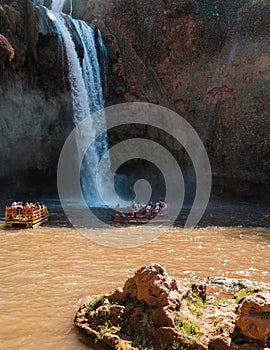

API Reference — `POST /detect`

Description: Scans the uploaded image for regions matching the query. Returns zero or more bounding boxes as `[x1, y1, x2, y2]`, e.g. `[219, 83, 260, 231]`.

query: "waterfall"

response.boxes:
[40, 2, 109, 206]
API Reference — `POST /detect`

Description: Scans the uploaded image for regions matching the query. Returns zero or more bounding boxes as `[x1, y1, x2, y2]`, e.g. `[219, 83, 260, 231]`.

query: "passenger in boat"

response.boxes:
[129, 201, 136, 217]
[36, 202, 42, 209]
[159, 199, 165, 208]
[24, 203, 33, 218]
[132, 201, 139, 211]
[136, 202, 144, 216]
[132, 202, 140, 215]
[146, 202, 152, 213]
[23, 202, 31, 214]
[16, 202, 23, 214]
[264, 213, 270, 220]
[114, 203, 126, 219]
[129, 202, 136, 217]
[153, 202, 160, 215]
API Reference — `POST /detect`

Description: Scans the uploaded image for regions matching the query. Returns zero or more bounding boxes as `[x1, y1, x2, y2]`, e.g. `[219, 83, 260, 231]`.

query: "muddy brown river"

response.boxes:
[0, 200, 269, 350]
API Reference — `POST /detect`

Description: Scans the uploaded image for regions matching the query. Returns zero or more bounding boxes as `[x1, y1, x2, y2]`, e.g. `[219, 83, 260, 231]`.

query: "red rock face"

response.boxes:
[82, 0, 270, 201]
[0, 0, 74, 195]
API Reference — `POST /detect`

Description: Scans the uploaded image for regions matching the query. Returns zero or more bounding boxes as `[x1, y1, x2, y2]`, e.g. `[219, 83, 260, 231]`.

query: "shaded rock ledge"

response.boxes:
[74, 263, 270, 350]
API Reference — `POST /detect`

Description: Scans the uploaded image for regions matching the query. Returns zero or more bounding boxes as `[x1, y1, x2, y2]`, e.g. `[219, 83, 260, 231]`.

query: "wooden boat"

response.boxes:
[112, 209, 170, 224]
[264, 213, 270, 221]
[5, 203, 49, 228]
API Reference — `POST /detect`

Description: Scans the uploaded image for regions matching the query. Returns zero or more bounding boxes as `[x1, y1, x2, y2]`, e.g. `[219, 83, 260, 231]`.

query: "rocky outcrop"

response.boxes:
[74, 263, 270, 349]
[110, 264, 190, 330]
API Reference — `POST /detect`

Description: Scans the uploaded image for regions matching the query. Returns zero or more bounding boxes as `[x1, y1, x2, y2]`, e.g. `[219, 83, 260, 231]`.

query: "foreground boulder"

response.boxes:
[74, 264, 270, 349]
[233, 293, 270, 348]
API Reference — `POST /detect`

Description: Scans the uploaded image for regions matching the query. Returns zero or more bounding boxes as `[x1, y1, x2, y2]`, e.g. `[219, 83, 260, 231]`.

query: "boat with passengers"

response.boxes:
[5, 201, 49, 228]
[111, 199, 169, 223]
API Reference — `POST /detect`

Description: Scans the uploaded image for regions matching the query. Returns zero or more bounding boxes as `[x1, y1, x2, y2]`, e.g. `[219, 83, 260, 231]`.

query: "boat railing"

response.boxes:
[5, 206, 49, 226]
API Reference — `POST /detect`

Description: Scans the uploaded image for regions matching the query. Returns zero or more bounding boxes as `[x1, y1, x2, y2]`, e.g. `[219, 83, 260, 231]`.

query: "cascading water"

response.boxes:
[38, 0, 109, 206]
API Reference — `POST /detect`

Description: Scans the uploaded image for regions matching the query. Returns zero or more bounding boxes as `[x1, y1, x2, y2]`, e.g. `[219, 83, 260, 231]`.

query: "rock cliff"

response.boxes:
[82, 0, 270, 200]
[0, 0, 269, 200]
[0, 0, 73, 196]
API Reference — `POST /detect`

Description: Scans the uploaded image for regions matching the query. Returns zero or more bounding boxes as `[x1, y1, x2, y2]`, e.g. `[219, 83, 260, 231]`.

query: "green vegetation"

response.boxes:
[96, 321, 111, 341]
[172, 343, 188, 350]
[196, 309, 203, 317]
[213, 298, 233, 306]
[96, 321, 121, 342]
[132, 332, 155, 350]
[173, 58, 185, 66]
[86, 294, 105, 312]
[175, 316, 200, 336]
[253, 80, 270, 97]
[185, 287, 206, 320]
[126, 299, 146, 308]
[236, 92, 251, 111]
[193, 0, 220, 16]
[104, 42, 115, 59]
[187, 287, 206, 308]
[234, 289, 255, 304]
[197, 61, 210, 72]
[262, 312, 270, 320]
[133, 338, 188, 350]
[140, 314, 152, 328]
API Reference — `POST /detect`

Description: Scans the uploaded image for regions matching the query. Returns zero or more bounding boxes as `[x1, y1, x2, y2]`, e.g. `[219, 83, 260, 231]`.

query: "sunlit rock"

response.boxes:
[234, 292, 270, 347]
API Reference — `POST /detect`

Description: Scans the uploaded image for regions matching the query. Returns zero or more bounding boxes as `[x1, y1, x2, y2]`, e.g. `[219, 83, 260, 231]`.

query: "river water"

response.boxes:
[0, 201, 269, 350]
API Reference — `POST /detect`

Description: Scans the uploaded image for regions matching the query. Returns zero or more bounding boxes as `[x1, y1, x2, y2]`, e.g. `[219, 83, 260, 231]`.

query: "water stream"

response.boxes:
[43, 0, 109, 206]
